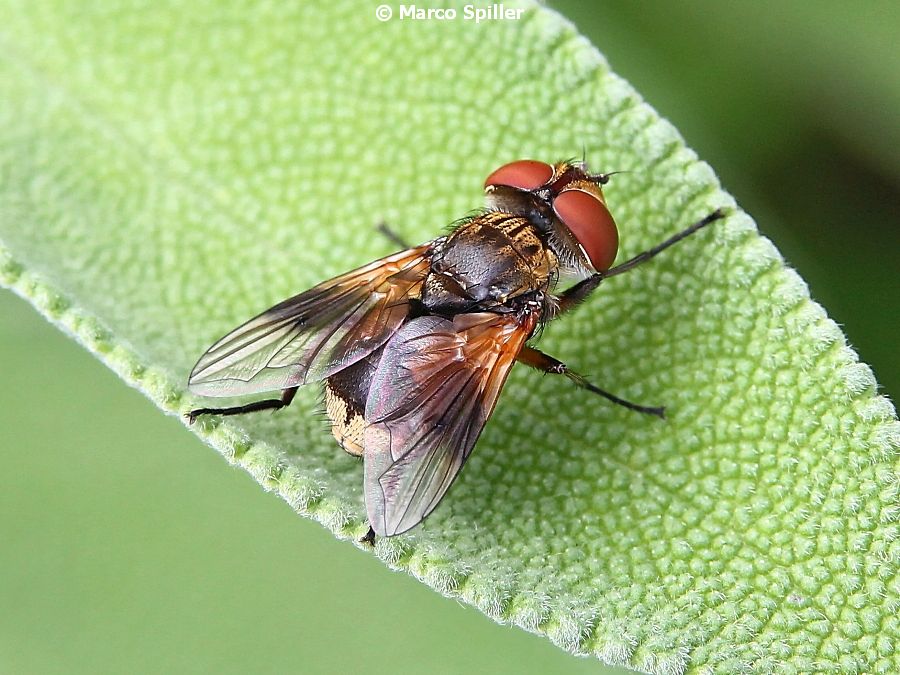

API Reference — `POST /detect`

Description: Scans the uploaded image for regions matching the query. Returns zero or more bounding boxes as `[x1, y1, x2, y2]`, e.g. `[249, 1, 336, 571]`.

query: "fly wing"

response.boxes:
[188, 244, 432, 396]
[363, 310, 538, 536]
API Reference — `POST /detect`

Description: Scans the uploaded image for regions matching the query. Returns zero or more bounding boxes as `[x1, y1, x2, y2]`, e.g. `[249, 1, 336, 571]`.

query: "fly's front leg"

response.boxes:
[603, 208, 726, 279]
[517, 346, 665, 419]
[555, 274, 604, 315]
[554, 208, 727, 317]
[186, 386, 299, 424]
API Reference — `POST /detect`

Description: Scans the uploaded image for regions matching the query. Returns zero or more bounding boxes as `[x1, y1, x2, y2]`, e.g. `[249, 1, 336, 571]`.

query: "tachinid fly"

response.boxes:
[187, 159, 726, 540]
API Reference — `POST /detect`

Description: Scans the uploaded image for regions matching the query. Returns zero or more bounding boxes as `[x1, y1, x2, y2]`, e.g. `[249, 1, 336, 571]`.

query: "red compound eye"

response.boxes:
[553, 189, 619, 271]
[484, 160, 554, 191]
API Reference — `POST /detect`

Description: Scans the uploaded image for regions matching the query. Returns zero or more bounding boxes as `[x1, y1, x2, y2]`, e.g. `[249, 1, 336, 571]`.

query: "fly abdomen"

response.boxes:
[324, 347, 384, 456]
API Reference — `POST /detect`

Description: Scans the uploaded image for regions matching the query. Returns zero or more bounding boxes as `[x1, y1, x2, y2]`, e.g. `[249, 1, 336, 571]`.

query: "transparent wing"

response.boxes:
[188, 244, 432, 396]
[363, 310, 538, 536]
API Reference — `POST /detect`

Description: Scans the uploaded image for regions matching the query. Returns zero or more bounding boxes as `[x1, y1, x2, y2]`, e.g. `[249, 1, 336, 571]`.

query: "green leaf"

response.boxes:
[1, 1, 897, 672]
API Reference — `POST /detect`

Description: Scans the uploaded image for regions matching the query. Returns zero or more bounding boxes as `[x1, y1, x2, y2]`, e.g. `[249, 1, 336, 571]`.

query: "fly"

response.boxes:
[186, 159, 726, 541]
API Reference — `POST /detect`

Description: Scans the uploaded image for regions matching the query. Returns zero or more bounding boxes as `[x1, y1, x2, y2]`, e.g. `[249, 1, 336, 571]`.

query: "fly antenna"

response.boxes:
[591, 169, 632, 185]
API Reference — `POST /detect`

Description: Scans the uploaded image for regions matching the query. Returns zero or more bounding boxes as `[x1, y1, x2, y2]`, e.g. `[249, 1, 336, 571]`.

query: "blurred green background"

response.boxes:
[1, 2, 896, 673]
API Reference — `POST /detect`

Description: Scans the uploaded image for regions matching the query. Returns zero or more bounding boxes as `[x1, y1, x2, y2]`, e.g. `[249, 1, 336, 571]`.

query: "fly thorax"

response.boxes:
[422, 214, 551, 313]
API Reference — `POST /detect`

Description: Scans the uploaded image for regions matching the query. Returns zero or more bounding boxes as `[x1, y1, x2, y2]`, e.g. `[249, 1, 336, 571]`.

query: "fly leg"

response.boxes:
[186, 386, 298, 424]
[556, 208, 726, 315]
[360, 526, 377, 546]
[377, 222, 411, 249]
[603, 208, 726, 279]
[517, 346, 665, 419]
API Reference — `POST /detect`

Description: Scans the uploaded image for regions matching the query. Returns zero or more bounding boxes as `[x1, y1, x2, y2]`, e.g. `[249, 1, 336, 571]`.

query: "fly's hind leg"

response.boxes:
[377, 222, 411, 249]
[517, 346, 665, 419]
[360, 526, 376, 546]
[186, 386, 299, 424]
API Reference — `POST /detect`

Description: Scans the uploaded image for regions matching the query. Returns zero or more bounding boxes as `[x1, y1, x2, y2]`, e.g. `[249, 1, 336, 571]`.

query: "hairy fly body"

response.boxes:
[186, 159, 726, 539]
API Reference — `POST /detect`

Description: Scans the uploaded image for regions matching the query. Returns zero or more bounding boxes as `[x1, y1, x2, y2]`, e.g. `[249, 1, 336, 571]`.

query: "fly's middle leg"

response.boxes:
[517, 346, 665, 418]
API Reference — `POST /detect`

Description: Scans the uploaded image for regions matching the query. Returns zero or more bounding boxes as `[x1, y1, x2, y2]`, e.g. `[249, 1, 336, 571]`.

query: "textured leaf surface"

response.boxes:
[1, 1, 897, 672]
